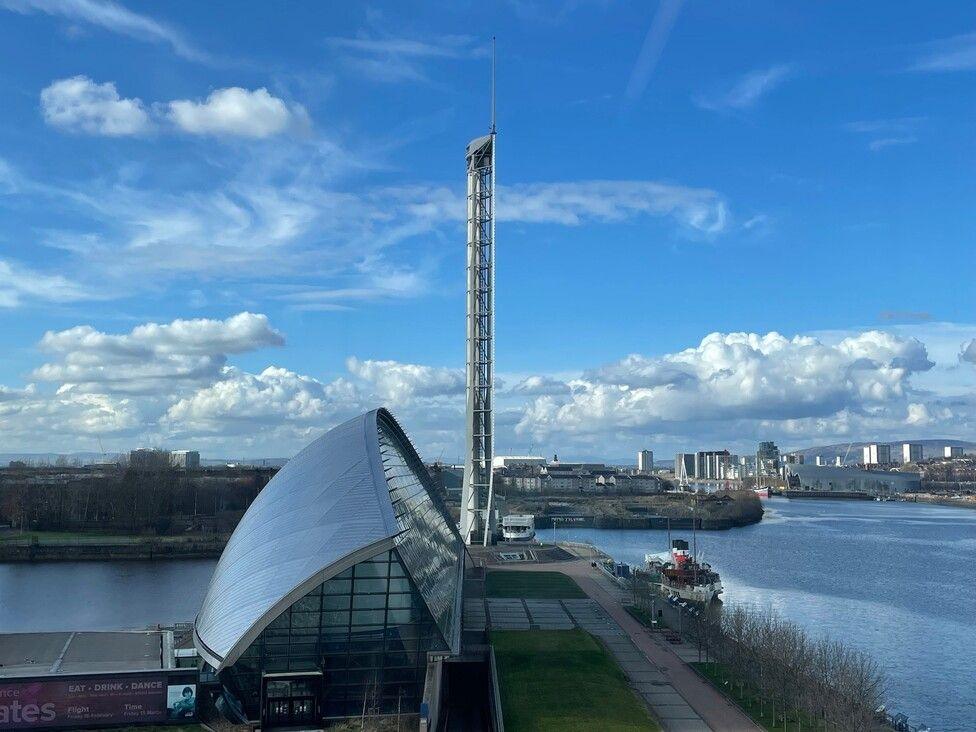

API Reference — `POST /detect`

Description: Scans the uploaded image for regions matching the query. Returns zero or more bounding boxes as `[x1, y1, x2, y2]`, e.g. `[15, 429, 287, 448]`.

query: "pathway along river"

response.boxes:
[0, 498, 973, 730]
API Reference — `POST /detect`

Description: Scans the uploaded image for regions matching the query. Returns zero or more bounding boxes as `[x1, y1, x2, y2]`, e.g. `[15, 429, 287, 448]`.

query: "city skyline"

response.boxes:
[1, 1, 975, 460]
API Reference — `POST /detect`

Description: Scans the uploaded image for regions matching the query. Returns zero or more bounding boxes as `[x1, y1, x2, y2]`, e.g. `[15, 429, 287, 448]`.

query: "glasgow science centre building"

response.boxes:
[193, 409, 473, 727]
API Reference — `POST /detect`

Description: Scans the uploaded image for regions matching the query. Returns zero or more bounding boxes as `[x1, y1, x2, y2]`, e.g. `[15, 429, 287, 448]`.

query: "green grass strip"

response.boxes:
[493, 629, 660, 731]
[485, 570, 587, 599]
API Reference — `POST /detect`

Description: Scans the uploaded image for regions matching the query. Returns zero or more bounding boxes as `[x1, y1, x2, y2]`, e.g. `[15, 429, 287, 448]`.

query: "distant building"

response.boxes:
[944, 446, 964, 458]
[171, 450, 200, 469]
[787, 464, 920, 497]
[637, 449, 654, 473]
[834, 456, 843, 466]
[901, 443, 923, 464]
[862, 443, 891, 466]
[695, 450, 731, 480]
[496, 465, 543, 493]
[128, 448, 171, 470]
[674, 453, 695, 482]
[757, 441, 780, 476]
[492, 455, 546, 470]
[815, 455, 825, 466]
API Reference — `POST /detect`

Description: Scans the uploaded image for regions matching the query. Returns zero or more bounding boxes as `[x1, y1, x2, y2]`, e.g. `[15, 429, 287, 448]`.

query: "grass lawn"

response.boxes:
[486, 570, 587, 599]
[493, 629, 659, 731]
[692, 662, 823, 732]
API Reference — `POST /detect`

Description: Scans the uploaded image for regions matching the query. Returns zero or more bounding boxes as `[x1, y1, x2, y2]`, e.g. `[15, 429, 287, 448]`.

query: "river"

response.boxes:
[0, 498, 973, 730]
[558, 497, 976, 732]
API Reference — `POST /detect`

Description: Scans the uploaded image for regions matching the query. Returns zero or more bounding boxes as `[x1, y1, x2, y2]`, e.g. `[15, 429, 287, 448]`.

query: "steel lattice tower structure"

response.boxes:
[461, 45, 496, 546]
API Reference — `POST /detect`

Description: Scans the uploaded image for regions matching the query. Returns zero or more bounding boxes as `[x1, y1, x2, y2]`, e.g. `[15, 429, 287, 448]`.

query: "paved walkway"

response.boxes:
[489, 559, 759, 732]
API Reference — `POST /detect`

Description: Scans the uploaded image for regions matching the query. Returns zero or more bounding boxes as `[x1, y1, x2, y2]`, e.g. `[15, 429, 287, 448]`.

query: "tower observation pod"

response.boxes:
[461, 66, 496, 546]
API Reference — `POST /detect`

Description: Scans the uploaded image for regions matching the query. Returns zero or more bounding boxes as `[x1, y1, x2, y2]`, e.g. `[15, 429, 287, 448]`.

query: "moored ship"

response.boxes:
[645, 539, 723, 604]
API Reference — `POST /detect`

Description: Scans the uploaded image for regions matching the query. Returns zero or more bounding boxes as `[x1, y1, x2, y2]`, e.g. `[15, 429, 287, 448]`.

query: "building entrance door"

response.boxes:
[262, 673, 322, 729]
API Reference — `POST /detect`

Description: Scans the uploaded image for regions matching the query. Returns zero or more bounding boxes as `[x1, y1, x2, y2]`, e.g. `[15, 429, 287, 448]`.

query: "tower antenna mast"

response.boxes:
[462, 39, 497, 546]
[490, 36, 496, 135]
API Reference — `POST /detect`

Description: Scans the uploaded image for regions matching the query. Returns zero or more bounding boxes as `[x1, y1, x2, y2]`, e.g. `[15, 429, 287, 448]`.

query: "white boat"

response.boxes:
[501, 514, 535, 541]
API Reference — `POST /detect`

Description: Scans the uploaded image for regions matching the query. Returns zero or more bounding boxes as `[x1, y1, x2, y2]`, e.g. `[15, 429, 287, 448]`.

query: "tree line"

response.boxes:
[0, 467, 272, 534]
[630, 577, 886, 730]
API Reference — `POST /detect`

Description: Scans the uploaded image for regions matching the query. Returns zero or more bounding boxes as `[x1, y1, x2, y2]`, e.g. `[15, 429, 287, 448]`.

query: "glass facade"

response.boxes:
[377, 412, 463, 648]
[208, 409, 464, 725]
[222, 549, 448, 720]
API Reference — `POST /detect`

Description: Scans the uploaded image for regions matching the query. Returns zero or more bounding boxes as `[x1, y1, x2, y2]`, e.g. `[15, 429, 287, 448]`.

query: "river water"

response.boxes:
[558, 498, 976, 732]
[0, 498, 973, 730]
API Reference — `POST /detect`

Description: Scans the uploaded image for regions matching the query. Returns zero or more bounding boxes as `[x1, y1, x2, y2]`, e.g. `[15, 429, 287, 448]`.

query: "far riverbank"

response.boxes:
[0, 531, 226, 562]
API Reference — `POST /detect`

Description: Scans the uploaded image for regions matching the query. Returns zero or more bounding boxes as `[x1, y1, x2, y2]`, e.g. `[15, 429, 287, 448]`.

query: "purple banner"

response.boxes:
[0, 676, 194, 729]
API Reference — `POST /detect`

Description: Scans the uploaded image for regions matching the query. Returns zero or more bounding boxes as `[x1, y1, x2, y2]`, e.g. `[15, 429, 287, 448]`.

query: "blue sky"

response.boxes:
[0, 0, 974, 460]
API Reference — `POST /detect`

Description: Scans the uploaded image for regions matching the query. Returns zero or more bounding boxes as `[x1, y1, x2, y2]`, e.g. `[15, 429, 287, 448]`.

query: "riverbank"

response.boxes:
[505, 489, 764, 531]
[911, 492, 976, 510]
[0, 531, 227, 561]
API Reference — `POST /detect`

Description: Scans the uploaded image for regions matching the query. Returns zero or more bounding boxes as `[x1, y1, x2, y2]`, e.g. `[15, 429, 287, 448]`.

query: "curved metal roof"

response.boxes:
[194, 409, 404, 670]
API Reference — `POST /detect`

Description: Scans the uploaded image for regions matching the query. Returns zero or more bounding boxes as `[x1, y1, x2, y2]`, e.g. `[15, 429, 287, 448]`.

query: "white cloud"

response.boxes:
[345, 357, 464, 404]
[0, 257, 95, 307]
[508, 375, 572, 397]
[33, 312, 284, 394]
[388, 179, 730, 235]
[326, 34, 486, 83]
[39, 80, 305, 139]
[40, 76, 150, 136]
[168, 87, 306, 138]
[515, 330, 936, 442]
[163, 366, 358, 436]
[2, 314, 975, 458]
[695, 64, 793, 112]
[912, 32, 976, 72]
[867, 137, 916, 152]
[2, 0, 208, 61]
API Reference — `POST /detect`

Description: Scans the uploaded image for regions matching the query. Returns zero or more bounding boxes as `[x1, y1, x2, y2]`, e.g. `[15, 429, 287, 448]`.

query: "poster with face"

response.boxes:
[166, 684, 196, 720]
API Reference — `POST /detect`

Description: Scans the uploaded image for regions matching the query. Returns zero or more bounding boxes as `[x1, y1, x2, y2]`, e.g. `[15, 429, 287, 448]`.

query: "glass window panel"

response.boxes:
[352, 594, 387, 610]
[291, 611, 320, 629]
[388, 577, 411, 593]
[323, 594, 351, 611]
[293, 595, 321, 612]
[354, 577, 388, 593]
[354, 562, 389, 578]
[323, 578, 352, 595]
[322, 611, 350, 627]
[351, 609, 386, 626]
[387, 593, 412, 609]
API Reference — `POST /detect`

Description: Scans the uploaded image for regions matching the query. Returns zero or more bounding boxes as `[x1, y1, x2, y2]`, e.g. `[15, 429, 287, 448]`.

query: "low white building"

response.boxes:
[492, 455, 546, 469]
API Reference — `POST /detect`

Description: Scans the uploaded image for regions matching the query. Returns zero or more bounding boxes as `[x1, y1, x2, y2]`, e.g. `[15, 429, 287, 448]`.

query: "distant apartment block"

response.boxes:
[901, 443, 923, 464]
[862, 443, 892, 466]
[757, 441, 780, 476]
[815, 455, 825, 466]
[637, 449, 654, 473]
[944, 445, 964, 458]
[171, 450, 201, 469]
[674, 453, 696, 482]
[695, 450, 731, 480]
[128, 448, 171, 470]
